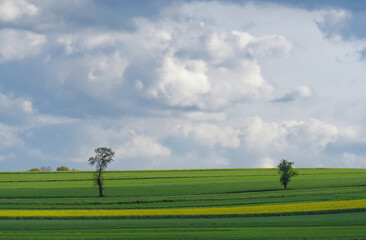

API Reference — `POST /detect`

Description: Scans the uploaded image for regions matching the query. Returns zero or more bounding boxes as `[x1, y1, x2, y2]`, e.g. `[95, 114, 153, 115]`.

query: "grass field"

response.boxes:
[0, 168, 365, 239]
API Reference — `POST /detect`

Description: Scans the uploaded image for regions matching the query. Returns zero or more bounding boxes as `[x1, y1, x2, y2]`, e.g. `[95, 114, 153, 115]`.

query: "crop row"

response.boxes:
[1, 187, 366, 210]
[1, 168, 365, 182]
[0, 199, 365, 217]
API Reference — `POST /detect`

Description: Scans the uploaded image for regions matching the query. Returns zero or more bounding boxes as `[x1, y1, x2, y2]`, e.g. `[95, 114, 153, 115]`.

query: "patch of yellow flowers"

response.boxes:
[1, 199, 365, 217]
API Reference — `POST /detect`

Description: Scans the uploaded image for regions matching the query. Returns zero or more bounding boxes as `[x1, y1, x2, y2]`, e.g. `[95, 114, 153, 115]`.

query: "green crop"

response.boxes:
[0, 168, 365, 239]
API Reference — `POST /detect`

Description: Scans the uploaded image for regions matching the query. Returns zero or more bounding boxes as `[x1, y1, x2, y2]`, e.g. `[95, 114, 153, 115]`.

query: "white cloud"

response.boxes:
[341, 152, 366, 168]
[136, 17, 285, 109]
[132, 18, 173, 53]
[233, 31, 293, 58]
[277, 85, 312, 102]
[36, 115, 78, 125]
[283, 119, 338, 149]
[291, 85, 311, 99]
[0, 92, 35, 123]
[231, 31, 254, 49]
[206, 31, 234, 61]
[55, 50, 129, 99]
[208, 59, 275, 107]
[0, 153, 16, 161]
[259, 157, 276, 168]
[150, 56, 211, 108]
[54, 10, 294, 110]
[2, 1, 366, 170]
[57, 35, 76, 55]
[84, 32, 127, 50]
[87, 51, 128, 85]
[0, 0, 38, 22]
[0, 123, 23, 149]
[181, 111, 226, 122]
[242, 116, 288, 152]
[117, 132, 170, 159]
[57, 32, 128, 55]
[206, 153, 230, 167]
[241, 116, 341, 166]
[149, 56, 274, 109]
[0, 91, 78, 127]
[180, 123, 240, 148]
[0, 29, 46, 62]
[316, 9, 350, 41]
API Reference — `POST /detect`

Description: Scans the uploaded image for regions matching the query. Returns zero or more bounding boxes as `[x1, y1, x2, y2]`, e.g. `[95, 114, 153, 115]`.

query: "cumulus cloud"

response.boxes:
[179, 123, 240, 148]
[180, 111, 226, 122]
[53, 50, 129, 101]
[149, 56, 274, 109]
[316, 8, 366, 42]
[35, 115, 78, 125]
[241, 116, 340, 166]
[283, 119, 338, 149]
[316, 10, 351, 41]
[54, 12, 293, 110]
[136, 17, 289, 109]
[0, 123, 23, 149]
[87, 51, 128, 85]
[276, 85, 312, 102]
[241, 116, 288, 152]
[360, 47, 366, 61]
[2, 0, 366, 170]
[206, 31, 235, 61]
[205, 153, 230, 167]
[233, 31, 293, 58]
[259, 157, 276, 168]
[0, 0, 38, 22]
[0, 91, 78, 127]
[0, 92, 35, 124]
[0, 153, 16, 162]
[341, 152, 366, 168]
[141, 24, 286, 109]
[117, 132, 171, 159]
[149, 56, 210, 108]
[0, 29, 46, 62]
[57, 32, 128, 55]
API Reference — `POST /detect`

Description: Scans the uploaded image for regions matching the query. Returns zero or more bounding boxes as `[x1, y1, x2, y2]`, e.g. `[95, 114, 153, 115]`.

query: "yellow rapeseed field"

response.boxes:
[1, 199, 365, 217]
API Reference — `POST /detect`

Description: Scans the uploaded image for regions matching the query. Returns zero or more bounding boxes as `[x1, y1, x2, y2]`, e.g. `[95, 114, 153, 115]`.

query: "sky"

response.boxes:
[1, 0, 366, 171]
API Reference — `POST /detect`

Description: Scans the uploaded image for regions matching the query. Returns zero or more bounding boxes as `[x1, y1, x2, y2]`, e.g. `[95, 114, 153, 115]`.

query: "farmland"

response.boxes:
[0, 168, 366, 239]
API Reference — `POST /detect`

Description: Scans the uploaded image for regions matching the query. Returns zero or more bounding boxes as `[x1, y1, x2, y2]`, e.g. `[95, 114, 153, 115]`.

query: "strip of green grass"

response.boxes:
[0, 212, 365, 229]
[0, 171, 365, 210]
[1, 168, 364, 182]
[0, 212, 366, 239]
[0, 226, 365, 239]
[1, 168, 366, 239]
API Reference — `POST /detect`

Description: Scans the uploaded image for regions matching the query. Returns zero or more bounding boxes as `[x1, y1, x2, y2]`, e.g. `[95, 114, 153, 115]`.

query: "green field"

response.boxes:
[0, 168, 366, 239]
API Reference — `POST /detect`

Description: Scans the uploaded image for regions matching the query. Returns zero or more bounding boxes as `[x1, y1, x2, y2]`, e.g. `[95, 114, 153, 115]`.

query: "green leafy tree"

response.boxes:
[56, 166, 69, 171]
[277, 159, 297, 190]
[88, 147, 114, 197]
[28, 168, 40, 171]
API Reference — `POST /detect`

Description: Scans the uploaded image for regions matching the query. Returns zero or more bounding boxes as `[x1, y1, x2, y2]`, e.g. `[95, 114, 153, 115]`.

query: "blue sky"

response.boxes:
[1, 0, 366, 171]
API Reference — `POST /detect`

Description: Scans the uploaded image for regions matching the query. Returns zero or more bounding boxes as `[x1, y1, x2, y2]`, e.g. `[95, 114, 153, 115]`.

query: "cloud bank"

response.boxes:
[0, 0, 366, 170]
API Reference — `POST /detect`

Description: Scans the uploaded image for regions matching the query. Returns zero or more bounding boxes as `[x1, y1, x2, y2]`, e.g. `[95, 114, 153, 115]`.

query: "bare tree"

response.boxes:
[88, 147, 114, 197]
[277, 159, 297, 190]
[40, 166, 52, 171]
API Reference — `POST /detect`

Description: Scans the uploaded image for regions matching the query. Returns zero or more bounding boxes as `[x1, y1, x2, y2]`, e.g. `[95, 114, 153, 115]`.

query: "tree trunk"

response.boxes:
[284, 183, 287, 190]
[98, 182, 103, 197]
[97, 169, 103, 197]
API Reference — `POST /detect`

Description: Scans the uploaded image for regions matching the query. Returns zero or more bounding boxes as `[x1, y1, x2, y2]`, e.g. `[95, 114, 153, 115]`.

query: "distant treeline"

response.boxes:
[28, 166, 78, 172]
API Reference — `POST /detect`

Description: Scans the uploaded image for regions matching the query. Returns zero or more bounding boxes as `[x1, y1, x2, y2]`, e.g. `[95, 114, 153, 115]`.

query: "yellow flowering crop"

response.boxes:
[1, 199, 365, 217]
